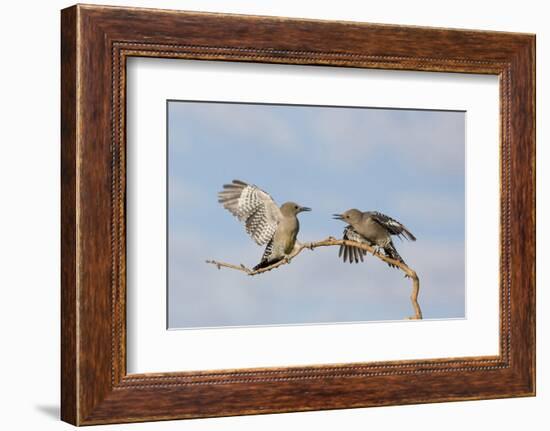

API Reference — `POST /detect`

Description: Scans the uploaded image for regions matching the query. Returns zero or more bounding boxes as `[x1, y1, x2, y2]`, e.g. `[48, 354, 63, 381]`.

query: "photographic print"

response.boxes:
[167, 100, 465, 329]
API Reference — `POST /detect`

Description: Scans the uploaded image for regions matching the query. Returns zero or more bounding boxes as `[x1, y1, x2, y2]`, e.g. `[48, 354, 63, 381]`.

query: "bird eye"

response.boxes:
[295, 205, 298, 209]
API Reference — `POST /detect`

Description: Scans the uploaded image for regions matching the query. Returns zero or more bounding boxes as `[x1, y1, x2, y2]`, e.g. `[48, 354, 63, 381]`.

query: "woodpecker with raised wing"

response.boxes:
[333, 209, 416, 267]
[218, 180, 311, 270]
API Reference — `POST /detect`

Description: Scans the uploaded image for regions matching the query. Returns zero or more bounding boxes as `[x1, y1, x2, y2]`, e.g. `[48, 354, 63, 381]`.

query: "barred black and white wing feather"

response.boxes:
[218, 180, 282, 246]
[338, 226, 370, 264]
[368, 211, 416, 241]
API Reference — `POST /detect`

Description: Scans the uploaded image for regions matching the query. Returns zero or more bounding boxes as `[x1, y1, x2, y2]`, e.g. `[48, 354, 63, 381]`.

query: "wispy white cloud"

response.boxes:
[170, 102, 464, 174]
[304, 108, 465, 173]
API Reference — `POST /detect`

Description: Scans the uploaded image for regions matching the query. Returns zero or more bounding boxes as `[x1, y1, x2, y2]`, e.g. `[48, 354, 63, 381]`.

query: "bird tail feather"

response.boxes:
[339, 226, 367, 264]
[253, 257, 281, 271]
[339, 244, 366, 264]
[400, 228, 416, 242]
[384, 242, 405, 268]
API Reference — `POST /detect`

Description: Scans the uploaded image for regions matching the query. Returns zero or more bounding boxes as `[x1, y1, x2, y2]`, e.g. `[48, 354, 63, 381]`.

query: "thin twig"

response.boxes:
[206, 236, 422, 320]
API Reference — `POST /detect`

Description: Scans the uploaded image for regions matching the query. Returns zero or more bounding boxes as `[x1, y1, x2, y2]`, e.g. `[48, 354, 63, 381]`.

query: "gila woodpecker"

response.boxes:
[333, 209, 416, 267]
[218, 180, 311, 270]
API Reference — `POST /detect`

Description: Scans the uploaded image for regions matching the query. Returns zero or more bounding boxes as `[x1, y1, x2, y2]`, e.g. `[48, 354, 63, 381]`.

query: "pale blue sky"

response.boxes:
[168, 101, 465, 328]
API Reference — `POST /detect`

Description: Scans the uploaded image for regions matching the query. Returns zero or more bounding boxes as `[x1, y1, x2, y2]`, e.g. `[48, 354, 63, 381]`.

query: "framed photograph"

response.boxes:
[61, 4, 535, 425]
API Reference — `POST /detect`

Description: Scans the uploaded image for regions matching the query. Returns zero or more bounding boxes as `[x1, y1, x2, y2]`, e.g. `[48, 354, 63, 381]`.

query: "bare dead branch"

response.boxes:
[206, 236, 422, 320]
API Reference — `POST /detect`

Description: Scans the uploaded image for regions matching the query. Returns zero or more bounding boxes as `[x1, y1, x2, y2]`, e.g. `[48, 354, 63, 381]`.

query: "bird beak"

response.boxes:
[299, 206, 312, 213]
[333, 213, 344, 221]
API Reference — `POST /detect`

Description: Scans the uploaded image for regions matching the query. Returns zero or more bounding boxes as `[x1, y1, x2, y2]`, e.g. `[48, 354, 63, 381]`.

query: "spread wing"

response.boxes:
[369, 211, 416, 241]
[218, 180, 282, 245]
[338, 226, 370, 264]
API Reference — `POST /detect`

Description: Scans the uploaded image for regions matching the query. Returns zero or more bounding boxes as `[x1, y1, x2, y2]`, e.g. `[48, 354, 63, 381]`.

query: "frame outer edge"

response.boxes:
[61, 5, 80, 426]
[522, 34, 536, 395]
[526, 35, 536, 395]
[531, 34, 536, 396]
[60, 4, 536, 425]
[505, 35, 536, 395]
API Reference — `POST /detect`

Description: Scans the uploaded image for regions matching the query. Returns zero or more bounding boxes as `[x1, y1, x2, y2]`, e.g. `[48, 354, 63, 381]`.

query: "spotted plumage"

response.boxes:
[218, 180, 280, 246]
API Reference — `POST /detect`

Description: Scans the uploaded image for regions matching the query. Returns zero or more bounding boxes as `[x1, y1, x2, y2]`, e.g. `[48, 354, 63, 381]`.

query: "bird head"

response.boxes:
[280, 202, 311, 217]
[333, 209, 362, 224]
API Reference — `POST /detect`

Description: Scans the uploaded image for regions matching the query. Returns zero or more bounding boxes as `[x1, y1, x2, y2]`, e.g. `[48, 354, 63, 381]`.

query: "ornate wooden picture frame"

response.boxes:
[61, 4, 535, 425]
